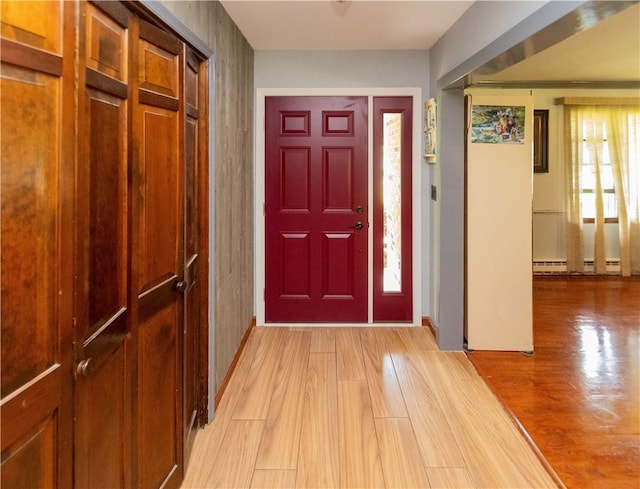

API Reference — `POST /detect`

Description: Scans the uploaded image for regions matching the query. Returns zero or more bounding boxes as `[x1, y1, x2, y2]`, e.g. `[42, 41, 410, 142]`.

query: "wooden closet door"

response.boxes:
[73, 2, 131, 487]
[183, 46, 202, 465]
[0, 2, 74, 487]
[132, 18, 185, 489]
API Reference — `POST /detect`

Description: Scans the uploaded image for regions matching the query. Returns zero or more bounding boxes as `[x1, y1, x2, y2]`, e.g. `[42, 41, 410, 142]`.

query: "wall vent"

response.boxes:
[532, 259, 621, 274]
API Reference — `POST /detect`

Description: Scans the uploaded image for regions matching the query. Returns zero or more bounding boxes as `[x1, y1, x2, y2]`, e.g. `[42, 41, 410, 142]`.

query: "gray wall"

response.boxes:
[429, 1, 547, 88]
[158, 1, 255, 394]
[256, 50, 428, 89]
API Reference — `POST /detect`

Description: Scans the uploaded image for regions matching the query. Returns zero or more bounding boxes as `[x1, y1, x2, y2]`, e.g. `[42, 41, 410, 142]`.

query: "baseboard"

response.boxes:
[214, 317, 256, 409]
[422, 316, 437, 338]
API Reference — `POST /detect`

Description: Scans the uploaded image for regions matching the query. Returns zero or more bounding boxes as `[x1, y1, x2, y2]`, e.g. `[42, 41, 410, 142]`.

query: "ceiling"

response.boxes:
[220, 0, 640, 85]
[219, 0, 474, 50]
[480, 1, 640, 83]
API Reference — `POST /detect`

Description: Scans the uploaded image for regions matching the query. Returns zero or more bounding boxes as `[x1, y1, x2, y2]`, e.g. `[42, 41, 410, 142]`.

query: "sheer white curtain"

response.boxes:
[609, 108, 640, 275]
[564, 106, 585, 273]
[564, 104, 640, 276]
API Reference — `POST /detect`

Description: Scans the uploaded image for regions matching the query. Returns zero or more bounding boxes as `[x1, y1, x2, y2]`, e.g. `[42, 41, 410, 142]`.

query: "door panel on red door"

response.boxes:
[323, 147, 354, 211]
[265, 96, 367, 322]
[281, 233, 311, 297]
[322, 233, 356, 297]
[281, 147, 311, 211]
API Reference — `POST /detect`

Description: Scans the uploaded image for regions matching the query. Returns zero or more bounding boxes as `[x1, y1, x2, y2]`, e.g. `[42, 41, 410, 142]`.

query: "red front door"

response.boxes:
[265, 96, 368, 322]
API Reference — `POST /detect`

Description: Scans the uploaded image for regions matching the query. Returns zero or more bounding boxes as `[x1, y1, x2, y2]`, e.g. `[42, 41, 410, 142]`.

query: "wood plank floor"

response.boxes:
[468, 277, 640, 489]
[182, 327, 560, 489]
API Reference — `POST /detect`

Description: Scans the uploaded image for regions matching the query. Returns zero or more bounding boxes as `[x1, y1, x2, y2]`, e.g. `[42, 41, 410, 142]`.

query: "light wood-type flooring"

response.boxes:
[182, 327, 560, 488]
[469, 277, 640, 489]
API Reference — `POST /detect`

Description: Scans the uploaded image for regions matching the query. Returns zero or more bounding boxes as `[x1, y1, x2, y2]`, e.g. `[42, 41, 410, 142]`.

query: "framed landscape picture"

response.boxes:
[471, 105, 525, 144]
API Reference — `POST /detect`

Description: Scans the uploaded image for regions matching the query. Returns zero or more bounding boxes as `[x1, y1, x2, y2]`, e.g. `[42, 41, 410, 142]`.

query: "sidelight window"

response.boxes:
[382, 113, 403, 292]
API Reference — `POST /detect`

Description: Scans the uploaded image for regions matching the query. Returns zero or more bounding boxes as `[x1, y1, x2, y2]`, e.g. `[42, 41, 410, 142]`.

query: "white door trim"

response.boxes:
[255, 87, 422, 327]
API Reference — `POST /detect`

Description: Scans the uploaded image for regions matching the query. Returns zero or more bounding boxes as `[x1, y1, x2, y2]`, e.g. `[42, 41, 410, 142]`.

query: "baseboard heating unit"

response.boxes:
[532, 259, 621, 274]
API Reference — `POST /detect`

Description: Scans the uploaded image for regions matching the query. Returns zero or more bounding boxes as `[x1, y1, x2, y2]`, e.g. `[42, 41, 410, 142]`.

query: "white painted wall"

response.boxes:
[532, 88, 640, 262]
[465, 92, 534, 351]
[254, 50, 431, 318]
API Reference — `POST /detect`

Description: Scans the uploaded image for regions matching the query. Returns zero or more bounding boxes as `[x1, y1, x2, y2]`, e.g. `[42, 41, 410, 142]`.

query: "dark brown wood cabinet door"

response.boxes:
[73, 2, 131, 488]
[132, 18, 185, 489]
[1, 3, 207, 487]
[0, 2, 74, 488]
[183, 46, 201, 465]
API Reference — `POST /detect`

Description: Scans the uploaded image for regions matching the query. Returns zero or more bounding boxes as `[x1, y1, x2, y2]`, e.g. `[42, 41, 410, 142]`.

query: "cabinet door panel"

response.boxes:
[2, 4, 206, 488]
[0, 1, 61, 53]
[1, 414, 57, 489]
[134, 19, 184, 488]
[1, 65, 59, 397]
[74, 3, 130, 488]
[75, 88, 129, 488]
[183, 56, 200, 459]
[85, 2, 128, 81]
[0, 2, 73, 487]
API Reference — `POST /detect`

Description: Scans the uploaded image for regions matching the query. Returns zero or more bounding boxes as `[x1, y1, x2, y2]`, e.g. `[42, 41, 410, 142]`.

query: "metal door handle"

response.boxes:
[174, 280, 188, 293]
[349, 221, 364, 230]
[77, 358, 95, 377]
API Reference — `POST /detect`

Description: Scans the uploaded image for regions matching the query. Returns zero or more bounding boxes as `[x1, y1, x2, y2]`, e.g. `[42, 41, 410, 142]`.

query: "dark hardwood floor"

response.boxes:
[468, 276, 640, 489]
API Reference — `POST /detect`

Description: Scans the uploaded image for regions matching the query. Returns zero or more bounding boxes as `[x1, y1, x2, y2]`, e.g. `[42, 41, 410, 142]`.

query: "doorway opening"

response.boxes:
[256, 89, 422, 326]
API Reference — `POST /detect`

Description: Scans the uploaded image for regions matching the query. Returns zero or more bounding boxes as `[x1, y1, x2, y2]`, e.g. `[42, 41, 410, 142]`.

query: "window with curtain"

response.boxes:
[564, 102, 640, 276]
[580, 123, 618, 222]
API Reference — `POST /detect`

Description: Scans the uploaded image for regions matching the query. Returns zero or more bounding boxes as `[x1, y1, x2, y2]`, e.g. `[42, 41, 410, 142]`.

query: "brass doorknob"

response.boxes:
[76, 358, 95, 377]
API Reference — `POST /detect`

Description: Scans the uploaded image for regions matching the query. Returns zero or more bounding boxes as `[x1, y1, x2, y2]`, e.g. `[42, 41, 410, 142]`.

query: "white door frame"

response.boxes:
[255, 87, 422, 327]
